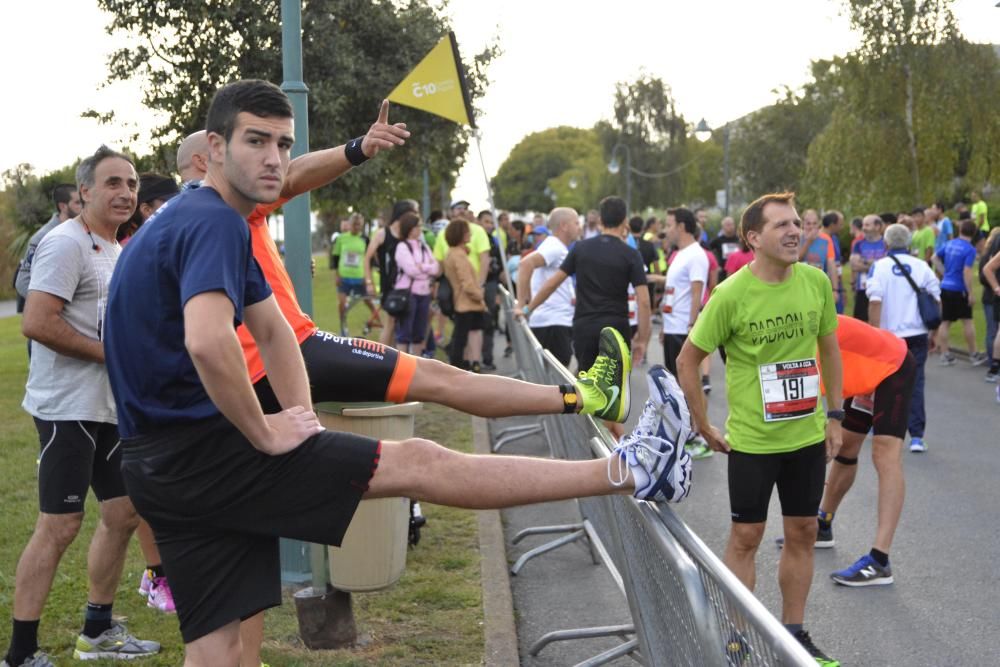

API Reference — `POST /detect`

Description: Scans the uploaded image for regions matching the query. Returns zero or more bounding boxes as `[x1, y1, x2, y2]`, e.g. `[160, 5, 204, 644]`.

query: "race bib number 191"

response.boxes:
[759, 358, 819, 422]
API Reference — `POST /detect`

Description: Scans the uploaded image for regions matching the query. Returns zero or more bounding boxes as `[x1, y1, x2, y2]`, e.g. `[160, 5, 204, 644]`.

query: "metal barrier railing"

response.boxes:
[497, 287, 814, 667]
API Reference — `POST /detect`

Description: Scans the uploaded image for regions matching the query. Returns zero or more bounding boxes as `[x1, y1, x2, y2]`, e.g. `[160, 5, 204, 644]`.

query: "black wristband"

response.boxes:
[345, 136, 369, 166]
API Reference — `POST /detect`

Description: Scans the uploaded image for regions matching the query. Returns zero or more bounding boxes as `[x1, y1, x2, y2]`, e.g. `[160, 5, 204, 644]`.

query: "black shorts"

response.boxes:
[121, 415, 380, 643]
[33, 418, 126, 514]
[661, 333, 687, 376]
[572, 319, 630, 373]
[254, 330, 417, 412]
[843, 352, 916, 438]
[728, 442, 826, 523]
[940, 289, 972, 321]
[531, 325, 573, 367]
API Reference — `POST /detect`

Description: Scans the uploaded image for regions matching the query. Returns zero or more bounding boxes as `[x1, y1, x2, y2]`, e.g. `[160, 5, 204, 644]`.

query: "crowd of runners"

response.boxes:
[5, 76, 997, 667]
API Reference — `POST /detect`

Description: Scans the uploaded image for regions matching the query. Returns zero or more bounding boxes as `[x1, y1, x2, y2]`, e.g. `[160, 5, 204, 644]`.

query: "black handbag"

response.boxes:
[887, 254, 941, 330]
[383, 287, 411, 317]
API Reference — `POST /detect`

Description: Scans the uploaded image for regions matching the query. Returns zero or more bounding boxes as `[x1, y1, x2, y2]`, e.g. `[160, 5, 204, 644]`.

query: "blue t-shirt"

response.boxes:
[934, 217, 954, 252]
[851, 238, 887, 290]
[105, 187, 272, 437]
[936, 237, 977, 293]
[800, 236, 832, 272]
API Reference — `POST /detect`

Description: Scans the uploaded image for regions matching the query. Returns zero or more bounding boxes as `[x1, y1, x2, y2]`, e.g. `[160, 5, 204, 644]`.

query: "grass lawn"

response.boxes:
[0, 257, 483, 665]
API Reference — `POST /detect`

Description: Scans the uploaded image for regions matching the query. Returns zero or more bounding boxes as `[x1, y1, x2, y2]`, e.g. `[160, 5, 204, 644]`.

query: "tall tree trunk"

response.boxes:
[904, 61, 921, 203]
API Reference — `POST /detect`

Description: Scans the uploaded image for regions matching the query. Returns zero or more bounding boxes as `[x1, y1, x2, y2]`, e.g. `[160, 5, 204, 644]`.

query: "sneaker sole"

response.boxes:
[775, 538, 834, 549]
[147, 600, 176, 614]
[830, 575, 894, 587]
[74, 650, 152, 660]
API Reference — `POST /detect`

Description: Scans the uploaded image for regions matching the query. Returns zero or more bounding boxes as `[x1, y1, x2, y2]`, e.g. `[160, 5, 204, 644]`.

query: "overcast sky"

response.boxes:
[1, 0, 996, 210]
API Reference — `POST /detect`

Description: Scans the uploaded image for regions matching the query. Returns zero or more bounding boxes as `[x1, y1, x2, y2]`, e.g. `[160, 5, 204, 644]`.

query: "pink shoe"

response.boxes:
[147, 576, 176, 613]
[137, 568, 152, 597]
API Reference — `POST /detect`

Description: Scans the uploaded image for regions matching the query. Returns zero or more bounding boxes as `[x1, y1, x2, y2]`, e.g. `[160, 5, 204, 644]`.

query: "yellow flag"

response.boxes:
[388, 32, 475, 127]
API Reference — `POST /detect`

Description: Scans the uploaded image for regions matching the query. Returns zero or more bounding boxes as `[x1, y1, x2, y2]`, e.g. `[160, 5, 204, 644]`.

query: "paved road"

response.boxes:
[494, 330, 999, 666]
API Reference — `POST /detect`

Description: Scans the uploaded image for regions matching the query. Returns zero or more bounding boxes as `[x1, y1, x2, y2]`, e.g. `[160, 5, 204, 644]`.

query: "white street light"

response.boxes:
[694, 118, 713, 143]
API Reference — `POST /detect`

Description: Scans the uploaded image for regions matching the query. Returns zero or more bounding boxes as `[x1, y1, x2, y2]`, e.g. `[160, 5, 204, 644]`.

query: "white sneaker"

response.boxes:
[909, 437, 927, 453]
[609, 365, 693, 503]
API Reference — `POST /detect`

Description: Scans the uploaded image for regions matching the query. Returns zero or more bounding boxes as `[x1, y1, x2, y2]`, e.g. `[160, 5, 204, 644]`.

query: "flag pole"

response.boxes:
[472, 129, 514, 295]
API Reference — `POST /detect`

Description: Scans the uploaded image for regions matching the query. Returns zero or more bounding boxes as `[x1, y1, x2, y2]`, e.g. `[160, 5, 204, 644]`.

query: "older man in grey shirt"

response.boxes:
[4, 146, 158, 667]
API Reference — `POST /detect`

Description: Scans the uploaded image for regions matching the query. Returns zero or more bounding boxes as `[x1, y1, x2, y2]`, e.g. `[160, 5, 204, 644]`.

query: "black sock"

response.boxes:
[147, 564, 165, 579]
[6, 618, 40, 666]
[990, 360, 1000, 373]
[82, 601, 113, 638]
[869, 548, 890, 567]
[784, 623, 803, 635]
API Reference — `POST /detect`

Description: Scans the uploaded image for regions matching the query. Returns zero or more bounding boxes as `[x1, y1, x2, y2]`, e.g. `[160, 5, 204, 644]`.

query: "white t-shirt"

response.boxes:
[529, 236, 574, 328]
[23, 220, 120, 423]
[866, 251, 941, 338]
[661, 242, 708, 335]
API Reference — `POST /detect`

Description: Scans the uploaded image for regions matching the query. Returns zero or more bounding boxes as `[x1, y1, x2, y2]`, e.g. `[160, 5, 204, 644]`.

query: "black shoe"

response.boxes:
[725, 631, 751, 665]
[481, 362, 497, 371]
[774, 520, 833, 549]
[791, 630, 839, 666]
[503, 346, 513, 358]
[471, 361, 482, 373]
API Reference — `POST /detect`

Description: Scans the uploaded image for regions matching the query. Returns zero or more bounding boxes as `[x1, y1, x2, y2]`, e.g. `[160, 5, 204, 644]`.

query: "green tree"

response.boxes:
[803, 0, 1000, 211]
[598, 75, 690, 210]
[94, 0, 497, 217]
[492, 126, 605, 212]
[728, 60, 837, 206]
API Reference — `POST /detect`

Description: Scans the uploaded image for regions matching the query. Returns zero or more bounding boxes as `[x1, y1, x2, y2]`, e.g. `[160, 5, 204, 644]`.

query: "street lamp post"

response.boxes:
[608, 143, 632, 213]
[694, 118, 731, 217]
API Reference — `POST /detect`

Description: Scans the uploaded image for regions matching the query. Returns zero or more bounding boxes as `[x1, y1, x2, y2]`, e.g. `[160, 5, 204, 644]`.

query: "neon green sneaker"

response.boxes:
[74, 620, 160, 660]
[792, 630, 839, 667]
[577, 327, 631, 422]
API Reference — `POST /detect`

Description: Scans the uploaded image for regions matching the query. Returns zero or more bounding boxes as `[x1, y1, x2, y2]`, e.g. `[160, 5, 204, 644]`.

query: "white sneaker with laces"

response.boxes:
[609, 366, 693, 503]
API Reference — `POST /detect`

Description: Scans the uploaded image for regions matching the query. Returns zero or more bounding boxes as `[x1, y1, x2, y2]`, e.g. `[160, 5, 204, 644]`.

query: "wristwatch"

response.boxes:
[826, 409, 846, 421]
[521, 305, 531, 316]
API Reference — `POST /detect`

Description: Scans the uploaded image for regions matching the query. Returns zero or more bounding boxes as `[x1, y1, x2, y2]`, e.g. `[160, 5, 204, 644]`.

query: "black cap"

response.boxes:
[138, 174, 180, 204]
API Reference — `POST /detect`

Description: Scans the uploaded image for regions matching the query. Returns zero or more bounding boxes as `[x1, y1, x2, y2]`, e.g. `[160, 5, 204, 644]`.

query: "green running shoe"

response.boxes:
[577, 327, 631, 422]
[792, 630, 839, 667]
[73, 620, 160, 660]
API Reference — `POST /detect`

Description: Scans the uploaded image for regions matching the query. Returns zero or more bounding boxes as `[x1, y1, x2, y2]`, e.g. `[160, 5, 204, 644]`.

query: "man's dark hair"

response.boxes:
[52, 183, 76, 207]
[445, 218, 470, 247]
[879, 212, 897, 225]
[628, 216, 644, 234]
[822, 212, 839, 228]
[669, 207, 699, 237]
[910, 206, 925, 216]
[933, 201, 947, 211]
[391, 199, 419, 222]
[740, 192, 796, 244]
[477, 210, 492, 221]
[644, 216, 658, 232]
[851, 217, 863, 230]
[599, 196, 627, 227]
[511, 220, 526, 234]
[138, 173, 180, 205]
[959, 219, 977, 237]
[206, 79, 293, 141]
[76, 145, 135, 193]
[430, 209, 443, 222]
[958, 209, 972, 221]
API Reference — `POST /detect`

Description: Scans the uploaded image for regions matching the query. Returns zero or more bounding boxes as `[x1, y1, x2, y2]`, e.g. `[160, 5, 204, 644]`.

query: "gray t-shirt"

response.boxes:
[15, 213, 61, 299]
[22, 220, 120, 423]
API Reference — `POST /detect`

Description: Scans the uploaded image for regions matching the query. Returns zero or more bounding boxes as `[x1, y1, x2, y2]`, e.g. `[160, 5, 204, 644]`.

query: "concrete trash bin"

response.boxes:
[315, 401, 421, 592]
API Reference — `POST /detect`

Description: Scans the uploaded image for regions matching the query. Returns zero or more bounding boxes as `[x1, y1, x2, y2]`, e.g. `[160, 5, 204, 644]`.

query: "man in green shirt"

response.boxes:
[332, 213, 379, 336]
[909, 206, 936, 263]
[971, 191, 989, 234]
[676, 192, 843, 667]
